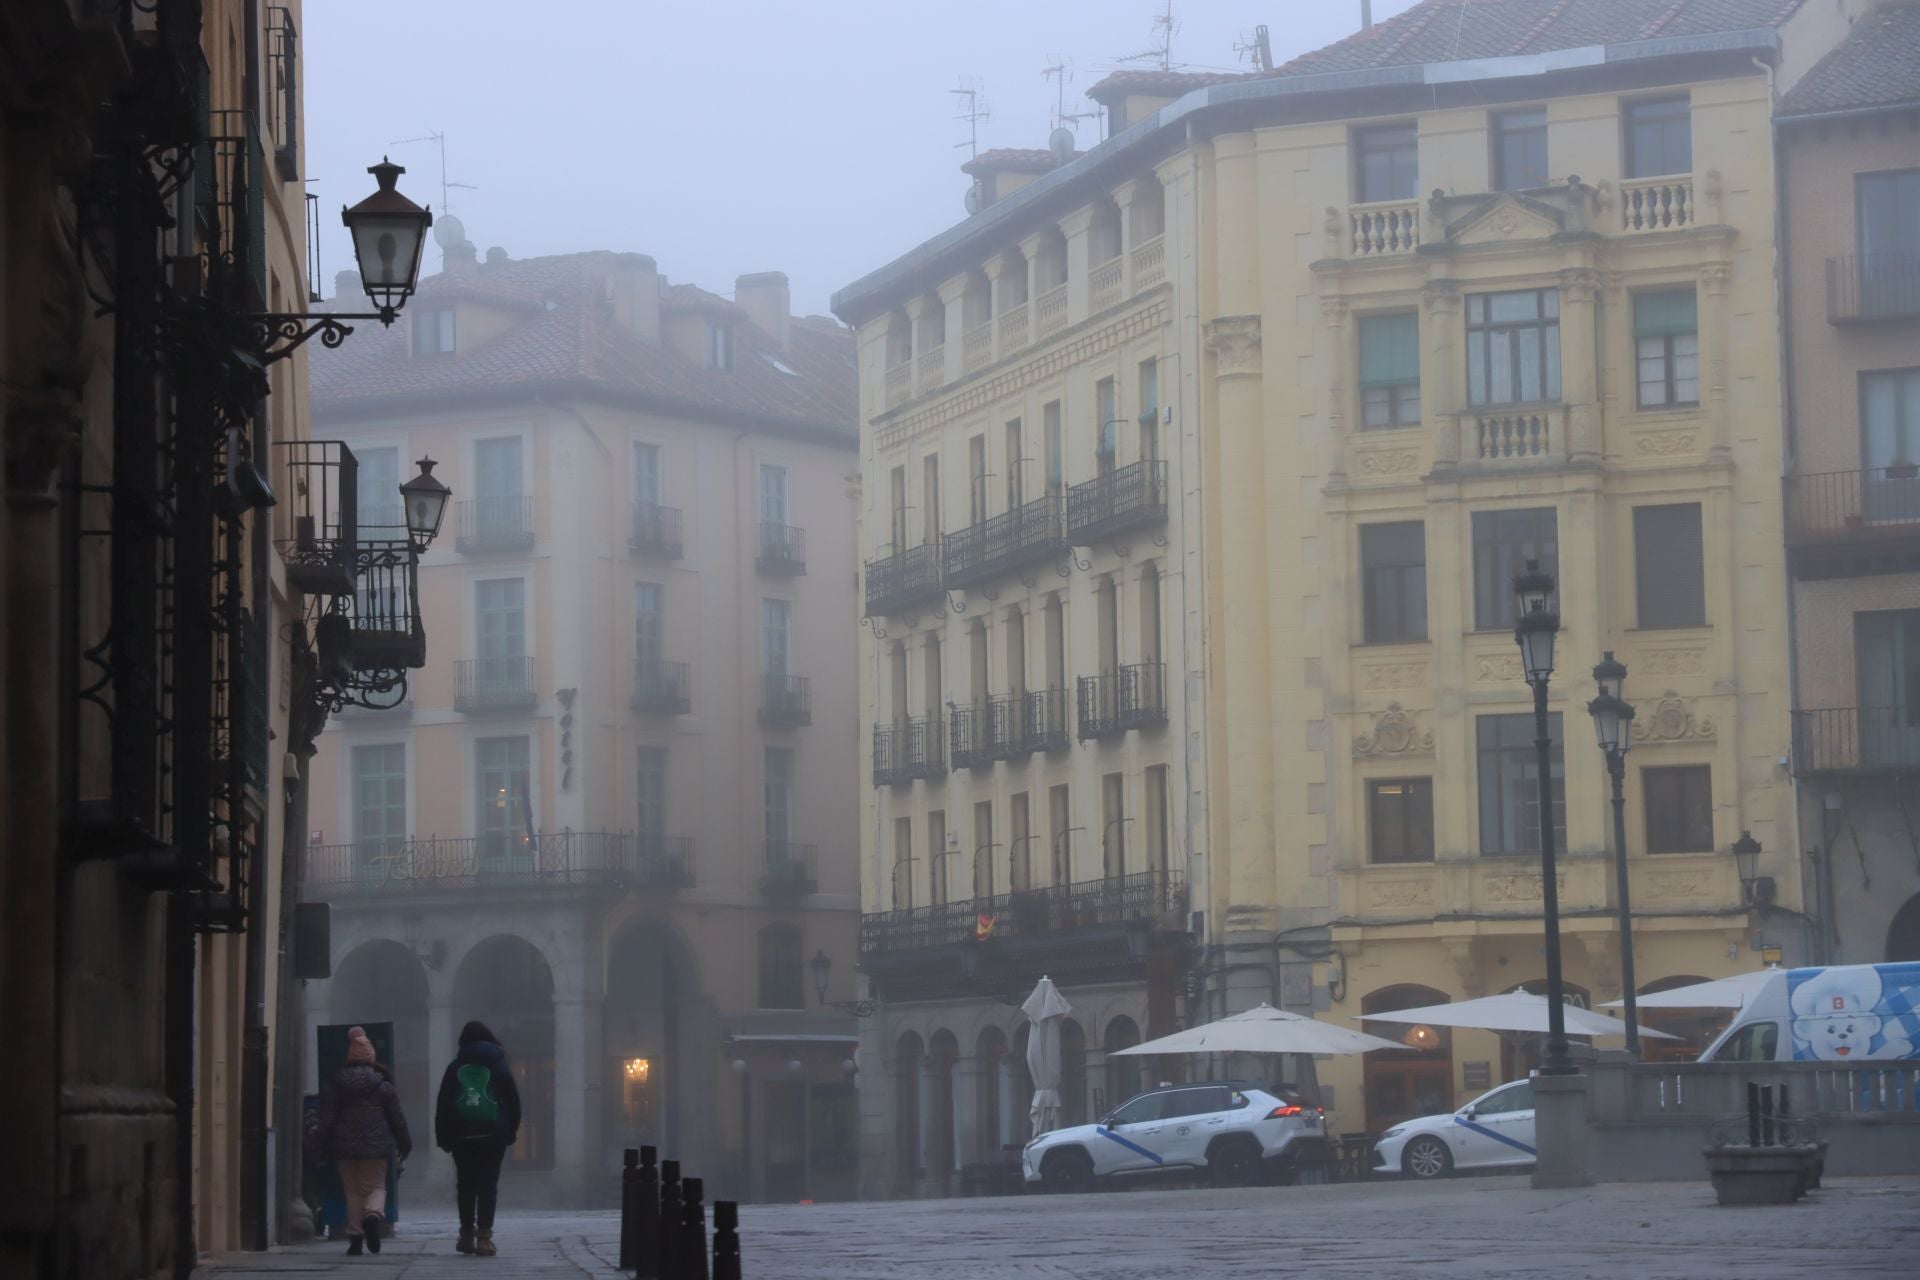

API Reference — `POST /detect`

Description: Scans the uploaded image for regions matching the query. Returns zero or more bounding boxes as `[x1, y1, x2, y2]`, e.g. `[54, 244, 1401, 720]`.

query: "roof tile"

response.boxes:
[1779, 2, 1920, 116]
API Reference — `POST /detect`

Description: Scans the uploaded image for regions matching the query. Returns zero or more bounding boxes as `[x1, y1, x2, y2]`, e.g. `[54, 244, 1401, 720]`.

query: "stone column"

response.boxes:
[1320, 296, 1351, 485]
[1111, 178, 1140, 294]
[951, 1055, 981, 1167]
[1059, 206, 1097, 325]
[425, 999, 456, 1193]
[903, 294, 932, 372]
[1530, 1072, 1594, 1189]
[1422, 281, 1462, 470]
[551, 993, 603, 1201]
[983, 255, 1012, 362]
[1018, 232, 1046, 312]
[1559, 267, 1601, 464]
[1698, 260, 1733, 459]
[937, 273, 970, 385]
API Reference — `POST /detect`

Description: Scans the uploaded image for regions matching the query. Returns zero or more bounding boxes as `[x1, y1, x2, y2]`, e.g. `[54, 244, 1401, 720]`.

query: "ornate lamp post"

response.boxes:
[809, 949, 876, 1018]
[1513, 559, 1575, 1077]
[399, 456, 452, 554]
[1587, 651, 1641, 1057]
[1732, 831, 1765, 905]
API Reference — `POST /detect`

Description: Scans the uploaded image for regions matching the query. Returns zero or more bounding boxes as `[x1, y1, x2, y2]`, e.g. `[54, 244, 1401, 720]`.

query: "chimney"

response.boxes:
[485, 245, 509, 266]
[332, 269, 361, 308]
[607, 253, 661, 343]
[443, 237, 478, 272]
[735, 272, 791, 351]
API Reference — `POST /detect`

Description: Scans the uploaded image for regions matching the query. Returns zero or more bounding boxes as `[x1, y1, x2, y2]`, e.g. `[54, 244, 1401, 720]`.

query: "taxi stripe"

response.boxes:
[1452, 1115, 1537, 1156]
[1094, 1127, 1165, 1164]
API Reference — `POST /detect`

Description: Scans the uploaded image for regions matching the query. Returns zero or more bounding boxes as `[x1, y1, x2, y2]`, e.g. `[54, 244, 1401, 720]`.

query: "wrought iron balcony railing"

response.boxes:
[630, 833, 696, 889]
[865, 541, 944, 617]
[455, 656, 537, 713]
[874, 716, 946, 786]
[1792, 706, 1920, 775]
[949, 699, 1015, 771]
[942, 493, 1066, 590]
[631, 659, 691, 714]
[761, 840, 819, 897]
[304, 830, 693, 894]
[630, 502, 684, 559]
[1077, 662, 1168, 740]
[759, 673, 812, 726]
[274, 439, 358, 595]
[757, 522, 806, 575]
[1827, 253, 1920, 324]
[455, 496, 535, 554]
[1785, 467, 1920, 546]
[1067, 460, 1167, 544]
[859, 870, 1187, 956]
[1019, 688, 1072, 754]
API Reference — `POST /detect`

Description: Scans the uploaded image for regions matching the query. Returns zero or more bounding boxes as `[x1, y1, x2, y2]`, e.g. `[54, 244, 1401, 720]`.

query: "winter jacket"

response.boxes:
[434, 1039, 522, 1150]
[315, 1063, 412, 1162]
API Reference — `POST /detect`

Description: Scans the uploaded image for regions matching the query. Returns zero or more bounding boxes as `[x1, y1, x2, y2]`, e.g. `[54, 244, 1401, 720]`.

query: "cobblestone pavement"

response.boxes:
[206, 1175, 1920, 1278]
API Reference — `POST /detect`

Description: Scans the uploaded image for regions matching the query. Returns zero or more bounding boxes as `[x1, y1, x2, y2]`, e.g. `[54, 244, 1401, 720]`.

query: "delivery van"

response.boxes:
[1697, 962, 1920, 1063]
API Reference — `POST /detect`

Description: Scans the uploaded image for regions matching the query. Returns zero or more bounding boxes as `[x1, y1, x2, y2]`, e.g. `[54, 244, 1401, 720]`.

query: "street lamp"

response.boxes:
[399, 456, 451, 554]
[342, 157, 434, 323]
[1587, 651, 1641, 1057]
[1512, 558, 1575, 1077]
[1732, 831, 1766, 906]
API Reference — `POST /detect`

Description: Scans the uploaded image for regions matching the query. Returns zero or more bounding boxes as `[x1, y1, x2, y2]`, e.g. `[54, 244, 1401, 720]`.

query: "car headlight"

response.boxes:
[1381, 1125, 1407, 1140]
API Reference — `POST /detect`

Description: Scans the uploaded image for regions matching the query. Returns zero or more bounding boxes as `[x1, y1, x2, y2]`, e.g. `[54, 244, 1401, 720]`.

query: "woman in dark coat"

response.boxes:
[313, 1025, 411, 1256]
[435, 1020, 522, 1257]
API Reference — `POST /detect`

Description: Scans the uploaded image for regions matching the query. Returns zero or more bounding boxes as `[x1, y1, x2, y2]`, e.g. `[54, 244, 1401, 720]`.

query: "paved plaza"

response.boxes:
[204, 1175, 1920, 1278]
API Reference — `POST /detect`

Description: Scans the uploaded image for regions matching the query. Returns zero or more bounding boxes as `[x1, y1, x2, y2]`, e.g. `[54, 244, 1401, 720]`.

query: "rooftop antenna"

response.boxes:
[1042, 57, 1099, 140]
[1235, 24, 1274, 73]
[388, 129, 478, 216]
[1362, 1, 1375, 31]
[1115, 1, 1180, 72]
[951, 77, 990, 159]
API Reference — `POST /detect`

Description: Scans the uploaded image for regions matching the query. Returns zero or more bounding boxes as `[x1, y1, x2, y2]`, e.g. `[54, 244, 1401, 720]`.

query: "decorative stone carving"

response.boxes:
[1356, 448, 1421, 476]
[1648, 870, 1713, 899]
[1360, 661, 1429, 692]
[1634, 432, 1698, 457]
[1205, 314, 1262, 378]
[1355, 703, 1433, 756]
[1324, 205, 1344, 255]
[1639, 647, 1706, 677]
[1559, 268, 1600, 304]
[1697, 261, 1732, 293]
[1422, 280, 1461, 314]
[1366, 878, 1436, 909]
[1482, 872, 1566, 903]
[1632, 691, 1716, 743]
[1473, 653, 1524, 683]
[1319, 296, 1349, 327]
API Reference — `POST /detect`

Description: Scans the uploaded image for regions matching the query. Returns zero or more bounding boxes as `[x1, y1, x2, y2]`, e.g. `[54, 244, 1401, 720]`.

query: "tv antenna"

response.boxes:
[1041, 57, 1099, 138]
[951, 77, 991, 158]
[388, 130, 478, 215]
[1116, 1, 1180, 72]
[1234, 23, 1274, 72]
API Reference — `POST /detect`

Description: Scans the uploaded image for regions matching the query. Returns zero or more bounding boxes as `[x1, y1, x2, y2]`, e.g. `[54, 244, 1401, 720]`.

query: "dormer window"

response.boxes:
[413, 306, 455, 356]
[708, 321, 733, 371]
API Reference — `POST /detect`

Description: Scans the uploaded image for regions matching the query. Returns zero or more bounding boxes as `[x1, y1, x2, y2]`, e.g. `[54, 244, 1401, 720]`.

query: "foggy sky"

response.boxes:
[304, 2, 1420, 318]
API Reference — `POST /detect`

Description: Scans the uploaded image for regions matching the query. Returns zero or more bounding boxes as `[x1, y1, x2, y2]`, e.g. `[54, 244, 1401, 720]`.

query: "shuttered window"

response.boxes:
[1360, 312, 1421, 428]
[1634, 290, 1699, 408]
[1634, 503, 1705, 629]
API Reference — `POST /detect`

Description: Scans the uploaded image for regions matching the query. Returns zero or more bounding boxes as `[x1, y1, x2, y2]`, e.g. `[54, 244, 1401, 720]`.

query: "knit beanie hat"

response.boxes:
[346, 1026, 376, 1065]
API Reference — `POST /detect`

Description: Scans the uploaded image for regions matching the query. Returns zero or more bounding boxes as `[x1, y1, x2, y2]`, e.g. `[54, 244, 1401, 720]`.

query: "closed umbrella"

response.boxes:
[1601, 969, 1779, 1010]
[1111, 1003, 1409, 1057]
[1357, 990, 1679, 1040]
[1022, 976, 1072, 1135]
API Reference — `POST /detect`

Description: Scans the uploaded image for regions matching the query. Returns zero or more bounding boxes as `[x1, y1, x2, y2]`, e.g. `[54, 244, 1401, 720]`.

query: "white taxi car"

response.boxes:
[1372, 1077, 1536, 1179]
[1022, 1082, 1326, 1192]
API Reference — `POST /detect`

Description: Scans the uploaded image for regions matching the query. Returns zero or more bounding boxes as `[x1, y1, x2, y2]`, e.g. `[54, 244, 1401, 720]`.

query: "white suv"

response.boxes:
[1022, 1082, 1326, 1192]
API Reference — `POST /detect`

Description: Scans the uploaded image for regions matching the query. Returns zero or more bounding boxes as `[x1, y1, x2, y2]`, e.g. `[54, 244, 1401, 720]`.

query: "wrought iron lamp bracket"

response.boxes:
[828, 999, 878, 1018]
[860, 614, 889, 641]
[254, 310, 393, 364]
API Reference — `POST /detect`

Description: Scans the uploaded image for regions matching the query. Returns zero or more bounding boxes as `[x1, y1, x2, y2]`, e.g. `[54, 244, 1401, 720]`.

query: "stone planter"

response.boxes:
[1702, 1146, 1819, 1206]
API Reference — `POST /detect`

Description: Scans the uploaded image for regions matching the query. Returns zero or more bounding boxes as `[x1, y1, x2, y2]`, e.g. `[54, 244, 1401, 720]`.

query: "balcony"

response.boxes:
[1784, 468, 1920, 578]
[1349, 201, 1420, 257]
[942, 493, 1066, 591]
[998, 302, 1030, 354]
[1828, 253, 1920, 324]
[630, 834, 696, 890]
[1067, 460, 1167, 544]
[1089, 254, 1124, 312]
[631, 659, 691, 715]
[761, 840, 818, 898]
[1131, 234, 1167, 290]
[962, 320, 993, 373]
[916, 346, 945, 395]
[1077, 662, 1167, 740]
[884, 360, 912, 409]
[759, 673, 812, 727]
[949, 698, 1015, 771]
[1020, 688, 1072, 754]
[274, 440, 358, 595]
[1793, 707, 1920, 776]
[1619, 176, 1693, 233]
[1034, 282, 1069, 340]
[304, 831, 677, 895]
[865, 542, 944, 617]
[1471, 405, 1564, 463]
[860, 870, 1187, 958]
[455, 656, 538, 714]
[756, 522, 806, 575]
[455, 496, 535, 554]
[630, 502, 684, 559]
[873, 716, 945, 786]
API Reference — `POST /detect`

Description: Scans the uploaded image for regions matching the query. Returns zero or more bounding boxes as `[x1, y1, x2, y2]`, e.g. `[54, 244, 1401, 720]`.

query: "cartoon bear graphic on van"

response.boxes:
[1788, 966, 1915, 1061]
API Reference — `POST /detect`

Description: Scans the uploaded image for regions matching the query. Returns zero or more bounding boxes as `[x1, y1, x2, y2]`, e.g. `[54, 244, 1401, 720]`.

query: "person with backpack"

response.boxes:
[434, 1020, 522, 1257]
[312, 1026, 411, 1256]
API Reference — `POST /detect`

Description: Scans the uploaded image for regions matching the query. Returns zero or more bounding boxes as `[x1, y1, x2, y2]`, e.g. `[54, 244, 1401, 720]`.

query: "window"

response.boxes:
[1634, 291, 1699, 408]
[928, 809, 948, 905]
[475, 436, 523, 499]
[1096, 377, 1118, 475]
[1624, 97, 1691, 180]
[475, 736, 531, 861]
[1644, 765, 1712, 854]
[1477, 712, 1565, 856]
[1106, 1093, 1165, 1127]
[1859, 169, 1920, 261]
[1472, 1081, 1534, 1116]
[476, 579, 527, 668]
[889, 464, 909, 550]
[1863, 369, 1920, 474]
[1854, 610, 1920, 769]
[922, 453, 941, 543]
[636, 747, 667, 838]
[761, 598, 791, 676]
[634, 583, 663, 668]
[708, 321, 734, 370]
[352, 744, 407, 858]
[972, 801, 995, 898]
[1492, 108, 1548, 191]
[892, 816, 915, 910]
[1633, 504, 1705, 629]
[1005, 419, 1024, 509]
[1144, 766, 1169, 876]
[412, 306, 454, 355]
[968, 434, 987, 523]
[763, 747, 792, 845]
[759, 463, 789, 526]
[1360, 522, 1427, 643]
[1010, 792, 1032, 891]
[1368, 779, 1434, 864]
[1359, 313, 1421, 428]
[1356, 124, 1417, 203]
[1138, 359, 1160, 461]
[1049, 784, 1071, 885]
[355, 445, 401, 529]
[1708, 1021, 1779, 1063]
[1471, 508, 1558, 630]
[1467, 290, 1560, 406]
[633, 442, 662, 505]
[758, 925, 804, 1010]
[1101, 773, 1125, 878]
[1044, 400, 1064, 495]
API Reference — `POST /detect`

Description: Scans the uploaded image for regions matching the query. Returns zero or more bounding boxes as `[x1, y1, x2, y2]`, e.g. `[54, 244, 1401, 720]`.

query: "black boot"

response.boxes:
[345, 1236, 363, 1256]
[363, 1213, 382, 1253]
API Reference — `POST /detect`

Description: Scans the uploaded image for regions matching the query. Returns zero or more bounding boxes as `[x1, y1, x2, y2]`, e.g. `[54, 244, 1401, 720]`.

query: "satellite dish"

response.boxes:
[964, 180, 984, 215]
[1048, 126, 1075, 166]
[433, 214, 466, 249]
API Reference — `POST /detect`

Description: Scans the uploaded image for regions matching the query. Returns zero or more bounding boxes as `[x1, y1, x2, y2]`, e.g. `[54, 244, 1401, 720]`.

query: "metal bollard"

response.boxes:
[1746, 1082, 1761, 1147]
[681, 1176, 710, 1280]
[711, 1201, 741, 1280]
[1760, 1083, 1776, 1147]
[658, 1159, 683, 1280]
[635, 1146, 661, 1279]
[619, 1149, 640, 1270]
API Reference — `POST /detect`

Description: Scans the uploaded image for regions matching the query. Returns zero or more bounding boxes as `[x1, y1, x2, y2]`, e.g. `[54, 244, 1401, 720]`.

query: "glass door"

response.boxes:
[1857, 610, 1920, 767]
[476, 736, 533, 874]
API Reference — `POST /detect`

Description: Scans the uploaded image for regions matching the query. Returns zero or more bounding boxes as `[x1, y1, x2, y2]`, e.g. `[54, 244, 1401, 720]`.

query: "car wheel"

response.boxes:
[1403, 1136, 1453, 1180]
[1207, 1137, 1262, 1188]
[1041, 1149, 1095, 1194]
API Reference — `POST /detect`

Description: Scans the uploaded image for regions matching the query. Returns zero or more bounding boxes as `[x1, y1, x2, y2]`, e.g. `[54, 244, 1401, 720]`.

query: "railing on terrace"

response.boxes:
[1828, 252, 1920, 323]
[860, 870, 1186, 955]
[631, 659, 691, 714]
[884, 360, 912, 408]
[1792, 706, 1920, 774]
[1130, 234, 1167, 290]
[1077, 662, 1167, 740]
[455, 496, 535, 553]
[759, 672, 812, 726]
[942, 493, 1066, 590]
[916, 346, 945, 394]
[1035, 283, 1069, 339]
[949, 699, 1015, 770]
[305, 831, 691, 894]
[756, 521, 806, 575]
[1067, 460, 1167, 543]
[455, 656, 537, 713]
[874, 719, 947, 785]
[1089, 255, 1124, 312]
[1020, 688, 1072, 754]
[962, 321, 993, 372]
[1602, 1058, 1920, 1120]
[997, 303, 1030, 354]
[762, 840, 818, 897]
[1620, 176, 1693, 232]
[1785, 467, 1920, 543]
[1350, 202, 1419, 256]
[1474, 407, 1557, 460]
[865, 541, 944, 617]
[630, 502, 684, 558]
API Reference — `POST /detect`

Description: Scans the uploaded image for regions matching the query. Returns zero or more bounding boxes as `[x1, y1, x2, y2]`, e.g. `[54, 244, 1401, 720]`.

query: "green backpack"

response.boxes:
[455, 1062, 499, 1125]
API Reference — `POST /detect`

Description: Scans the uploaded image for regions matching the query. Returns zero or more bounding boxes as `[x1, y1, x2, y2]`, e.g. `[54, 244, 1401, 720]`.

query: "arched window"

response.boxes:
[894, 1032, 923, 1186]
[1362, 983, 1452, 1134]
[1103, 1016, 1142, 1114]
[757, 924, 804, 1010]
[927, 1030, 960, 1192]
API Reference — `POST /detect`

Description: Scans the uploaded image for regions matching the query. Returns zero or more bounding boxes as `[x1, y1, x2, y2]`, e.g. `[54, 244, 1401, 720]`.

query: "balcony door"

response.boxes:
[1858, 170, 1920, 316]
[634, 441, 662, 506]
[762, 598, 791, 678]
[477, 579, 527, 697]
[476, 735, 532, 871]
[635, 584, 663, 676]
[759, 462, 790, 527]
[475, 436, 524, 533]
[356, 445, 401, 531]
[1862, 370, 1920, 522]
[764, 747, 793, 855]
[1857, 610, 1920, 768]
[352, 744, 408, 879]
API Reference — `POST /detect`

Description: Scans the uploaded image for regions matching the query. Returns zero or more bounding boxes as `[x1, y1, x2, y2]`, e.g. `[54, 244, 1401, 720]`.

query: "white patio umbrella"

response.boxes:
[1110, 1003, 1410, 1057]
[1601, 968, 1779, 1010]
[1022, 975, 1072, 1135]
[1357, 990, 1680, 1040]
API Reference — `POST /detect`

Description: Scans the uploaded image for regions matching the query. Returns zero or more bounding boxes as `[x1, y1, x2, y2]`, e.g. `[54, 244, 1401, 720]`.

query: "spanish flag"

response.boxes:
[975, 912, 997, 940]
